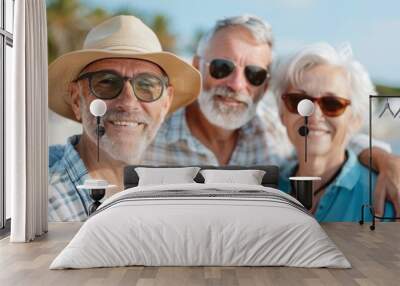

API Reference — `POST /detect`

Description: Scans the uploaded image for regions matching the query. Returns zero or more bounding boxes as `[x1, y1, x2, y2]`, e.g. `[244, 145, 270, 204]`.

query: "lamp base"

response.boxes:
[294, 180, 313, 210]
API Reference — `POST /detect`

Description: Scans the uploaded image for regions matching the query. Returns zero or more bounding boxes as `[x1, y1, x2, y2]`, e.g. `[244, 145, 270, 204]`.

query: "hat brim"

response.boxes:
[48, 49, 201, 122]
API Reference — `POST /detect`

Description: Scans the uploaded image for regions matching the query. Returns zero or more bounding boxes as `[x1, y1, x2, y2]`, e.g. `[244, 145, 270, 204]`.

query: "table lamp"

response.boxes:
[289, 99, 320, 210]
[89, 99, 107, 162]
[297, 99, 315, 162]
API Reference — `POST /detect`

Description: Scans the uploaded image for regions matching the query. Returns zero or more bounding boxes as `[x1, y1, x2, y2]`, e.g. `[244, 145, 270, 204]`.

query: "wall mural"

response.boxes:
[47, 0, 400, 225]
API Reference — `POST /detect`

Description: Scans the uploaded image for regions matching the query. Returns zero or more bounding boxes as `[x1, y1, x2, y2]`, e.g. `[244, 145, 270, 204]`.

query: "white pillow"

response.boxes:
[200, 169, 266, 185]
[135, 167, 201, 186]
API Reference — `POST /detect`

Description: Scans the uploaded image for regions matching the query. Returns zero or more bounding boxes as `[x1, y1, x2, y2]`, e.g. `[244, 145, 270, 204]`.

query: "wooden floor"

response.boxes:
[1, 222, 399, 286]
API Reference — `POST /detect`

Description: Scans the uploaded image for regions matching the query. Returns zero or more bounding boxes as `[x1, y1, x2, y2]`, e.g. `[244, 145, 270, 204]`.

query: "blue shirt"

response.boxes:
[48, 135, 92, 221]
[279, 150, 394, 222]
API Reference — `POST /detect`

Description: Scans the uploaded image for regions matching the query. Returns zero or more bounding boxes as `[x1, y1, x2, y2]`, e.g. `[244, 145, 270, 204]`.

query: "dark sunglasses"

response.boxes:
[75, 70, 168, 102]
[207, 58, 270, 86]
[281, 93, 351, 117]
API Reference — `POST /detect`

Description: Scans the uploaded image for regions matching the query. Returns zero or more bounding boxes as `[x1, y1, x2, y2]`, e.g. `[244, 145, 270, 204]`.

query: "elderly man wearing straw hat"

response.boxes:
[48, 15, 201, 221]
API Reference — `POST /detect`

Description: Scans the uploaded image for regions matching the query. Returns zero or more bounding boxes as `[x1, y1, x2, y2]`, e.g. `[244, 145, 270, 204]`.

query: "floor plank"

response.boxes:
[0, 222, 399, 286]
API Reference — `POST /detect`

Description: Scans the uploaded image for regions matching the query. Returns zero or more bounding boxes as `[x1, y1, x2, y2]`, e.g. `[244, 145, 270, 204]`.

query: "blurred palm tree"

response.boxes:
[376, 84, 400, 97]
[47, 0, 106, 62]
[47, 0, 177, 63]
[150, 14, 176, 52]
[185, 28, 205, 55]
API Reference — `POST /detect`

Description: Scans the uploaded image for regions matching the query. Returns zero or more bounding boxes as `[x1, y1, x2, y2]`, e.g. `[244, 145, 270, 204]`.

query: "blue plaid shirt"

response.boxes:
[48, 135, 92, 221]
[142, 108, 283, 166]
[279, 150, 395, 222]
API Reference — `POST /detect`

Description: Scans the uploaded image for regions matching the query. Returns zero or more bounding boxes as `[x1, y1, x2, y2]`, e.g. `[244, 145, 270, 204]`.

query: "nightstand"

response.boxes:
[289, 176, 321, 210]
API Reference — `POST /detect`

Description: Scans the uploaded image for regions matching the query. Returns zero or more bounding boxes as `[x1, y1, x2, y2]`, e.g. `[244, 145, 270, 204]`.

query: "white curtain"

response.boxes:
[8, 0, 48, 242]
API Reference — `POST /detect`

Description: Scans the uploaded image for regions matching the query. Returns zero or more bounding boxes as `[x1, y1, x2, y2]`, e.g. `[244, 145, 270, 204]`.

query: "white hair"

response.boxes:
[271, 42, 376, 121]
[196, 14, 273, 57]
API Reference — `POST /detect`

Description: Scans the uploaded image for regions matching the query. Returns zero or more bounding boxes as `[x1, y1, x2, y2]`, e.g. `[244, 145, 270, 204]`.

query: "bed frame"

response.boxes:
[123, 165, 280, 190]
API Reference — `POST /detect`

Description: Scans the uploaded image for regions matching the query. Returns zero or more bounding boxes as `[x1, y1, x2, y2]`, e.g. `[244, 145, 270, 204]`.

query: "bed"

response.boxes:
[50, 165, 350, 269]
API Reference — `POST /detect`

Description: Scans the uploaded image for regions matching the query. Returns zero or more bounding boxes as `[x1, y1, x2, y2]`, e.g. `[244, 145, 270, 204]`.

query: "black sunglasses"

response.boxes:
[75, 70, 168, 102]
[206, 58, 270, 86]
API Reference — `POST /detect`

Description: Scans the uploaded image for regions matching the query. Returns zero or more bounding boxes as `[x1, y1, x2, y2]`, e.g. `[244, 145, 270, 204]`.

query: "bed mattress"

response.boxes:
[50, 183, 350, 269]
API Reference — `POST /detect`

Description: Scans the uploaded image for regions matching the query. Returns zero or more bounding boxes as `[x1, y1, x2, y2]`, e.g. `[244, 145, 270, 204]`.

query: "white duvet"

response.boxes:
[50, 183, 350, 269]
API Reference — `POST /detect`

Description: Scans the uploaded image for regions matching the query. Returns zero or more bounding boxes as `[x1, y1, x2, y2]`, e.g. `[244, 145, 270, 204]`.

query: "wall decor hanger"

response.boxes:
[360, 95, 400, 230]
[378, 97, 400, 118]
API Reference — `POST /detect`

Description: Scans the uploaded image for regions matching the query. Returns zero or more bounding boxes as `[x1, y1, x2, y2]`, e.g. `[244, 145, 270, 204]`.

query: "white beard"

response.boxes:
[98, 131, 149, 164]
[198, 86, 259, 130]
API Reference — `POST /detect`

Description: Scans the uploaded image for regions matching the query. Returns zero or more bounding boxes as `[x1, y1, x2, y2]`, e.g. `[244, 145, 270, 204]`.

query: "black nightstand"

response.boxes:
[77, 180, 117, 215]
[289, 176, 321, 210]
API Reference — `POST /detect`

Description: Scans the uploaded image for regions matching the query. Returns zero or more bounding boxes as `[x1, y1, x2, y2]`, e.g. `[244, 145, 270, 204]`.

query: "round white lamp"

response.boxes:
[297, 99, 315, 162]
[90, 99, 107, 117]
[89, 99, 107, 161]
[297, 99, 314, 117]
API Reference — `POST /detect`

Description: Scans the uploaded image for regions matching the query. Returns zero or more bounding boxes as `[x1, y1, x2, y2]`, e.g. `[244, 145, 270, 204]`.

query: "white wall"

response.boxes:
[48, 109, 82, 146]
[5, 45, 13, 219]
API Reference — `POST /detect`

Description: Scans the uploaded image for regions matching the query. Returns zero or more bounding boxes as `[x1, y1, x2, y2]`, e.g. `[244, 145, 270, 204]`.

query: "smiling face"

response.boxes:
[197, 25, 272, 130]
[70, 58, 173, 164]
[281, 64, 361, 158]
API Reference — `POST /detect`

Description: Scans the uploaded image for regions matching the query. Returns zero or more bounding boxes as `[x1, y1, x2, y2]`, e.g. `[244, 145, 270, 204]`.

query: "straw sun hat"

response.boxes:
[48, 15, 201, 122]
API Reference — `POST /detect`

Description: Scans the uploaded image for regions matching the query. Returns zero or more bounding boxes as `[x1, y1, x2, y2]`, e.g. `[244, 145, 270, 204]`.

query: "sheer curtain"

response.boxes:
[7, 0, 48, 242]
